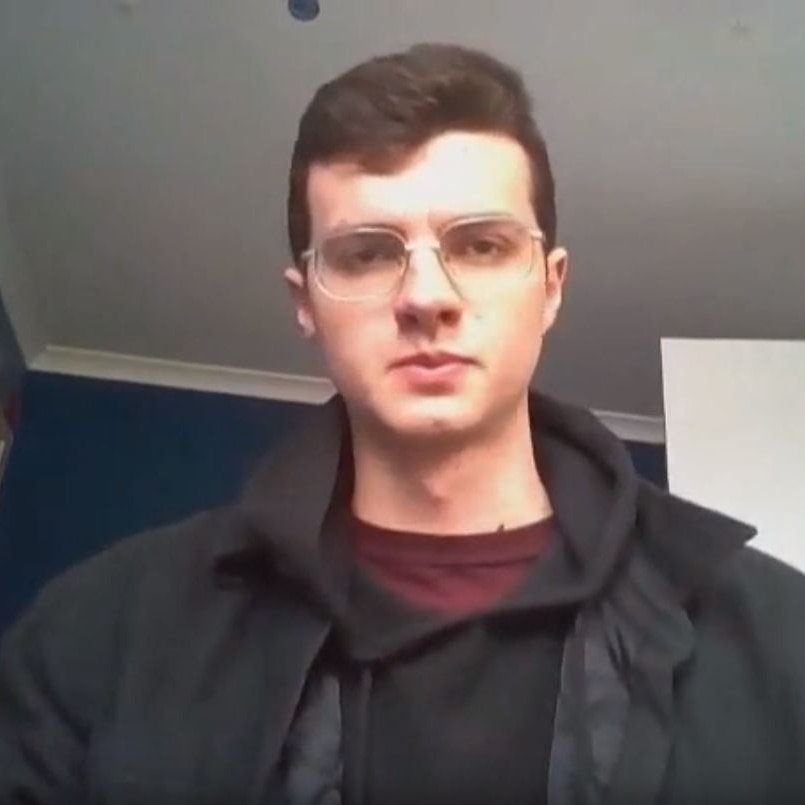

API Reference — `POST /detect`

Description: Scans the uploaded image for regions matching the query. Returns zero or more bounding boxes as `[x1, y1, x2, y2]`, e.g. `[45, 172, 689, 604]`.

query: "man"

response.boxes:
[2, 42, 805, 805]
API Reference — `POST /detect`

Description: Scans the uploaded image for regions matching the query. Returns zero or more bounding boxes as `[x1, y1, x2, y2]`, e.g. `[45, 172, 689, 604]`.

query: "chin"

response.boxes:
[381, 393, 483, 440]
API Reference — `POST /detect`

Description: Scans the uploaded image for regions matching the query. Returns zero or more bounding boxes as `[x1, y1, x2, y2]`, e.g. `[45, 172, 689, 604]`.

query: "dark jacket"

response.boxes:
[2, 392, 805, 805]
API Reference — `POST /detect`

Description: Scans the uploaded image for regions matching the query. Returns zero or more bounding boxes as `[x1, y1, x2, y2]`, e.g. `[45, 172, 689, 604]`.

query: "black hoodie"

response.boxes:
[253, 391, 647, 804]
[2, 392, 805, 805]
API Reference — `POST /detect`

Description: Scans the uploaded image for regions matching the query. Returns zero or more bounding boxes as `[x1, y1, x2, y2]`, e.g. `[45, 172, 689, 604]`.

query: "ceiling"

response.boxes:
[0, 0, 803, 417]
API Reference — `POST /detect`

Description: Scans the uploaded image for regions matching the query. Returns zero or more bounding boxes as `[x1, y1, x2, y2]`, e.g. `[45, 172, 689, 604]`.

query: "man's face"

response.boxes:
[284, 131, 568, 445]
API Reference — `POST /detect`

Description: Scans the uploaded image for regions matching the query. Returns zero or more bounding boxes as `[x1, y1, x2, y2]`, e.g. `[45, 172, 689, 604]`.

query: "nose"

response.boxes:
[392, 244, 464, 332]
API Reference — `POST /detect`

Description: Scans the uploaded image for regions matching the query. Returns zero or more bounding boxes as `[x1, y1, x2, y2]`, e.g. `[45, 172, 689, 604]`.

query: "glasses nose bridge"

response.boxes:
[403, 235, 442, 265]
[399, 234, 455, 284]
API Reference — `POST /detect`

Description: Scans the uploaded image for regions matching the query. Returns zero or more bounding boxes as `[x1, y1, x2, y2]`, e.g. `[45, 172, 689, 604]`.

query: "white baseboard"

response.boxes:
[30, 346, 335, 404]
[29, 345, 665, 443]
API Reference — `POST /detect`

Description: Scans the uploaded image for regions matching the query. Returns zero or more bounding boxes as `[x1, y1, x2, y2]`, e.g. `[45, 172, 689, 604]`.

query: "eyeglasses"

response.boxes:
[301, 215, 545, 302]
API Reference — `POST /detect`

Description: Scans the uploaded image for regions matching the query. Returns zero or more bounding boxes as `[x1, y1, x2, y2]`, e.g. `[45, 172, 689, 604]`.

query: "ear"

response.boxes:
[541, 247, 569, 335]
[283, 266, 318, 339]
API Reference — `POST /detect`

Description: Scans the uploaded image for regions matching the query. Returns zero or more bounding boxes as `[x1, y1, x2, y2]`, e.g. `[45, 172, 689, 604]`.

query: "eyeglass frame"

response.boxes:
[299, 213, 547, 302]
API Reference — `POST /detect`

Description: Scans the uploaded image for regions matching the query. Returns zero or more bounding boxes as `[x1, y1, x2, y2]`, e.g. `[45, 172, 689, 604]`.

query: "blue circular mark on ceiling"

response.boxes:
[289, 0, 320, 21]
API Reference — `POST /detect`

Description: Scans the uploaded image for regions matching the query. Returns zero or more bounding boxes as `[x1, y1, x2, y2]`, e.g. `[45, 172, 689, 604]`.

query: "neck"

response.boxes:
[349, 396, 552, 536]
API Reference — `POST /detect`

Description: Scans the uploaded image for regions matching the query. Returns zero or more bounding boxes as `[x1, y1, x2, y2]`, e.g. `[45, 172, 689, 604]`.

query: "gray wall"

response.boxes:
[1, 1, 803, 415]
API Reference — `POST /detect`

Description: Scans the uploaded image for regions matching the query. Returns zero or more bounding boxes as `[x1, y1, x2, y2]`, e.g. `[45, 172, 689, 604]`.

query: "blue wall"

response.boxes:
[0, 372, 666, 633]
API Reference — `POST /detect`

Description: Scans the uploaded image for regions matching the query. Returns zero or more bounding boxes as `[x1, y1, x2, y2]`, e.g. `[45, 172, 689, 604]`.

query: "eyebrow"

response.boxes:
[325, 210, 523, 237]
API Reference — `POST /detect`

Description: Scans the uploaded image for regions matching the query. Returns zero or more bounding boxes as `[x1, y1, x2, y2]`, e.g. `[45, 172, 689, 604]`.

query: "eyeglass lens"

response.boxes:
[317, 218, 535, 299]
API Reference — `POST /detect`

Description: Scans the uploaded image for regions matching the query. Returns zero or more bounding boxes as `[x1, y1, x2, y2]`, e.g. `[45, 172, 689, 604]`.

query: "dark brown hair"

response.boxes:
[287, 42, 557, 265]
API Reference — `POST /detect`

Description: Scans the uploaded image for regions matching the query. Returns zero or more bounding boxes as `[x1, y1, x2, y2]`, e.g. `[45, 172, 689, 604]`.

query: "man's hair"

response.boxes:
[287, 42, 557, 265]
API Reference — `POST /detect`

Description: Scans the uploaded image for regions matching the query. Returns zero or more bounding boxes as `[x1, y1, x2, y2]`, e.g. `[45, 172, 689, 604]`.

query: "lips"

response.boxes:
[392, 352, 474, 369]
[390, 352, 476, 389]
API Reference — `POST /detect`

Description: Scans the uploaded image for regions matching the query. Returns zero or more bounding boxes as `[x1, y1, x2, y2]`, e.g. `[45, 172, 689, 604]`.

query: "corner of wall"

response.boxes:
[0, 172, 46, 368]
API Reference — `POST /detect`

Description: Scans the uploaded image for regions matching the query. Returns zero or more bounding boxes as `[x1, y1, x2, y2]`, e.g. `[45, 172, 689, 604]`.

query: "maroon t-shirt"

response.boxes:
[350, 515, 555, 616]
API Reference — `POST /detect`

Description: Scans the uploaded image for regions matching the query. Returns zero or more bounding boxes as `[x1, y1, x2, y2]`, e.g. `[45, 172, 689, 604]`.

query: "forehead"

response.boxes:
[307, 131, 534, 236]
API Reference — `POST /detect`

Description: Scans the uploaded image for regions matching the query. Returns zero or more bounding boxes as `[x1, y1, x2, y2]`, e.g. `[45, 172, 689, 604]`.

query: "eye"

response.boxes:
[444, 222, 520, 265]
[352, 243, 396, 264]
[323, 232, 403, 274]
[464, 236, 506, 258]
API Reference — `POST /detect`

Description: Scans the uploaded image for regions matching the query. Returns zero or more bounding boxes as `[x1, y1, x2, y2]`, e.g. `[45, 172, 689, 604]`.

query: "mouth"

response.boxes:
[390, 352, 476, 387]
[392, 351, 475, 369]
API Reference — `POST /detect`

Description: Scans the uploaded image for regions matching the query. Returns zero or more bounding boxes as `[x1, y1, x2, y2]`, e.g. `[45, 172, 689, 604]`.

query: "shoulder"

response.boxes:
[687, 547, 805, 753]
[0, 506, 248, 675]
[25, 507, 238, 619]
[635, 480, 805, 665]
[677, 542, 805, 737]
[703, 545, 805, 639]
[0, 508, 262, 797]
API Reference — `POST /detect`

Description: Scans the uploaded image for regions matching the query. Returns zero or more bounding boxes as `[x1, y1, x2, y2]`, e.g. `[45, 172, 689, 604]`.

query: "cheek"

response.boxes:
[481, 295, 546, 385]
[492, 289, 546, 353]
[315, 307, 387, 387]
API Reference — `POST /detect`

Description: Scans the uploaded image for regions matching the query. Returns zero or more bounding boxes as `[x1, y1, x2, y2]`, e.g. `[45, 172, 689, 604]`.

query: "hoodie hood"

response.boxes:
[229, 392, 645, 614]
[231, 393, 355, 620]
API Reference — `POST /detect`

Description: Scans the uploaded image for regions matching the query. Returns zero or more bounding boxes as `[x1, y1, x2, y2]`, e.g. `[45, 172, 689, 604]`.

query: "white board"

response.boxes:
[661, 338, 805, 572]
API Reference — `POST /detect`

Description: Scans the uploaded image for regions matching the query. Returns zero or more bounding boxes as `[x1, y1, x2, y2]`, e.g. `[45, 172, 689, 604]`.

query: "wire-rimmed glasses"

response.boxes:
[301, 214, 545, 302]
